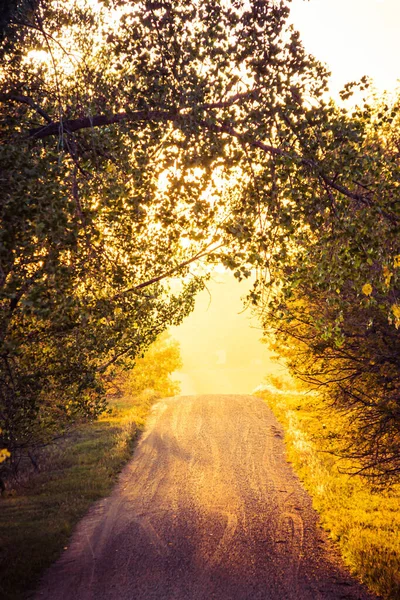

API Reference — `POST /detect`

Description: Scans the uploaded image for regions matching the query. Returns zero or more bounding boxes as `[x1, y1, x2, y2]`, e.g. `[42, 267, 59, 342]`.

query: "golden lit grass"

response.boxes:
[257, 388, 400, 599]
[0, 393, 156, 600]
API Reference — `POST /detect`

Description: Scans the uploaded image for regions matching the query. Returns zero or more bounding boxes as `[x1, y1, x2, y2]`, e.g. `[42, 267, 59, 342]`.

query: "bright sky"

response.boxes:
[290, 0, 400, 96]
[170, 271, 281, 395]
[172, 0, 400, 395]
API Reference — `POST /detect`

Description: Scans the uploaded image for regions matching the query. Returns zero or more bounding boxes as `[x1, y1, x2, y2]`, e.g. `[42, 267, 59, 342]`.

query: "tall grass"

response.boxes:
[257, 387, 400, 599]
[0, 392, 156, 600]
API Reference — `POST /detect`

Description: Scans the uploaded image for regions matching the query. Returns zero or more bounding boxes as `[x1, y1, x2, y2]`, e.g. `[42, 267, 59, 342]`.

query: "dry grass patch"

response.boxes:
[257, 387, 400, 599]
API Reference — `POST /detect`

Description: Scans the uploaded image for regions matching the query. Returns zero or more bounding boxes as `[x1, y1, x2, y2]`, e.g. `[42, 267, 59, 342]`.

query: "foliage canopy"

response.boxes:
[0, 0, 399, 480]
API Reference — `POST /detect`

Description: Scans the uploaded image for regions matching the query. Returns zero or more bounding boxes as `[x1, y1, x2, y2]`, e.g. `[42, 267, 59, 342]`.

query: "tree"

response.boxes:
[109, 332, 182, 399]
[256, 94, 400, 482]
[0, 0, 326, 465]
[1, 0, 399, 479]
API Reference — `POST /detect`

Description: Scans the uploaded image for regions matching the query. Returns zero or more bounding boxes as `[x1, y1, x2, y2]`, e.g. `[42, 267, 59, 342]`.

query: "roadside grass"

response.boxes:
[0, 392, 156, 600]
[257, 388, 400, 599]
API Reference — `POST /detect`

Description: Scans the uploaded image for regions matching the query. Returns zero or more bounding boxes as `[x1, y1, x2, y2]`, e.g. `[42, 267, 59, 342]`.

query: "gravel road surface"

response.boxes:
[35, 395, 377, 600]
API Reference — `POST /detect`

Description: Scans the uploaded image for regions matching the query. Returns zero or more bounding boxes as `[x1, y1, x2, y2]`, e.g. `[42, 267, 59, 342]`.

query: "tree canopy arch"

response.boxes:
[1, 0, 399, 481]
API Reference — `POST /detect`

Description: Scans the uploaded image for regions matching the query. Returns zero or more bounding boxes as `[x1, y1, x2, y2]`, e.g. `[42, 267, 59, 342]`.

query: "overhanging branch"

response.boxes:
[28, 108, 179, 139]
[1, 92, 52, 123]
[25, 99, 398, 223]
[114, 242, 223, 300]
[28, 89, 261, 139]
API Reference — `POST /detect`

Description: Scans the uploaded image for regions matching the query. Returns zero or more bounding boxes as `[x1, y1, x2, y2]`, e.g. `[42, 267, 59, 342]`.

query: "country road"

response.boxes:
[35, 395, 377, 600]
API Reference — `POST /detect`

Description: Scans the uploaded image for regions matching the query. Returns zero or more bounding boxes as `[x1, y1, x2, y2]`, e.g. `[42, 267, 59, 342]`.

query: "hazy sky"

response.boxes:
[170, 271, 282, 395]
[171, 0, 400, 396]
[290, 0, 400, 96]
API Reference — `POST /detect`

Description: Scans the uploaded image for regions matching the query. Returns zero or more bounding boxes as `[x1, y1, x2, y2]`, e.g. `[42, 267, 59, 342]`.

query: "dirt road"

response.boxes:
[35, 395, 377, 599]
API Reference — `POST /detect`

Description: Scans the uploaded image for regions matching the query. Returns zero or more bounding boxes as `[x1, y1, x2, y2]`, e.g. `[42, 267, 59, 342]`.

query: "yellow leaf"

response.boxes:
[392, 304, 400, 318]
[394, 255, 400, 268]
[391, 304, 400, 328]
[362, 283, 373, 296]
[0, 448, 11, 463]
[383, 265, 393, 288]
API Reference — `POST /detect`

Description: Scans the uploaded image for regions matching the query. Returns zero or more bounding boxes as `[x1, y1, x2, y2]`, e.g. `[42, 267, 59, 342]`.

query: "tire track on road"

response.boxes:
[35, 395, 377, 600]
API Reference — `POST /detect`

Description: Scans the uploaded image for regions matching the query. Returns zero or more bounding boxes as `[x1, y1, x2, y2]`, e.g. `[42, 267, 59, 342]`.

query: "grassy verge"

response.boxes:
[257, 391, 400, 600]
[256, 388, 400, 599]
[0, 393, 156, 600]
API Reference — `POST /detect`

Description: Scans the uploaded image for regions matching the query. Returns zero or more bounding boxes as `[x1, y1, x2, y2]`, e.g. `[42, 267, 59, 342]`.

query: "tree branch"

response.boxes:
[1, 93, 52, 122]
[28, 108, 179, 139]
[200, 119, 400, 223]
[114, 242, 223, 299]
[26, 100, 399, 223]
[28, 88, 261, 140]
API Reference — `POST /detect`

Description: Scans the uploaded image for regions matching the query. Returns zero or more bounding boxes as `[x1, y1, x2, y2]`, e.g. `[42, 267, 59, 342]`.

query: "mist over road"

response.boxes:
[35, 395, 376, 600]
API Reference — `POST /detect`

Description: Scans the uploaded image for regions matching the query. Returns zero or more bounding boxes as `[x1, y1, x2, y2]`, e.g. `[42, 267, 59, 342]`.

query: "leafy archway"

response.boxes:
[1, 0, 399, 481]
